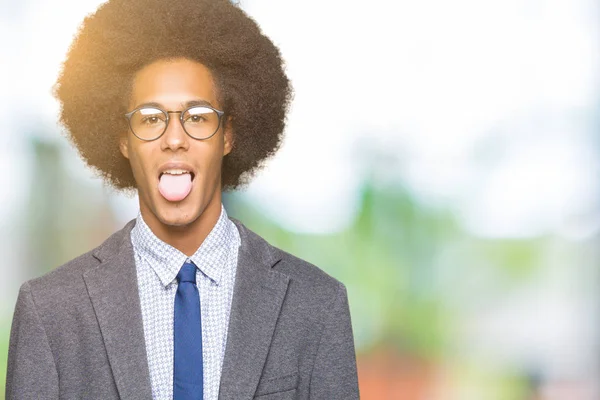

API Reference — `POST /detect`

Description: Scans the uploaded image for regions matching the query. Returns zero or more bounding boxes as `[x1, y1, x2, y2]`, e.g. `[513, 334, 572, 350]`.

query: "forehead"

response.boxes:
[129, 58, 218, 109]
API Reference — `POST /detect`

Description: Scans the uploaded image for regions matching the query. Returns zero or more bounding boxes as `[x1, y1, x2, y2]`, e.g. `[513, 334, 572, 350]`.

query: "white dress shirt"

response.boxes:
[130, 204, 240, 400]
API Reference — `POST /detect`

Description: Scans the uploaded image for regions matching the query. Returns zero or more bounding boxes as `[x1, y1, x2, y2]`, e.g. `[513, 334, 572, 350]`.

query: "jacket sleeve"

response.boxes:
[5, 281, 59, 400]
[309, 282, 360, 399]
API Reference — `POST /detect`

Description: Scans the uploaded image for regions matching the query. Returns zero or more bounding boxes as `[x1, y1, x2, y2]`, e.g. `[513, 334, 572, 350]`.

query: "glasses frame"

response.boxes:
[124, 105, 225, 141]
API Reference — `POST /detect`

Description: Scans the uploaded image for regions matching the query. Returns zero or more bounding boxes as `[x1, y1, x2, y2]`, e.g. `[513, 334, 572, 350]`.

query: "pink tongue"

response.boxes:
[158, 173, 192, 202]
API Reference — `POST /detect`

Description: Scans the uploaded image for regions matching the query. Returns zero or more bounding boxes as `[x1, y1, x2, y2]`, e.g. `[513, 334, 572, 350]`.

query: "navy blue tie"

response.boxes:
[173, 261, 204, 399]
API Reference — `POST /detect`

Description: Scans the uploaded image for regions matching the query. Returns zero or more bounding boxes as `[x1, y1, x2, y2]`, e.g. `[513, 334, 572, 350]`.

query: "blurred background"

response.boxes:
[1, 0, 599, 398]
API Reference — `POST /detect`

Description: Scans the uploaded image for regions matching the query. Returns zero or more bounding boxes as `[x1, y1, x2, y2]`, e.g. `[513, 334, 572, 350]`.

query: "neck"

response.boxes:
[139, 191, 223, 257]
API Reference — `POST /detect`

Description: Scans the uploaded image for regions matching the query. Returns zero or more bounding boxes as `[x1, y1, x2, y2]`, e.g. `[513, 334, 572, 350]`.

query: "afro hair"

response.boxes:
[53, 0, 292, 192]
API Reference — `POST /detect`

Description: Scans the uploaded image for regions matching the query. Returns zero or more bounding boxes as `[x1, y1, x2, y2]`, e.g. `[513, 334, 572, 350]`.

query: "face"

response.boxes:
[120, 58, 233, 231]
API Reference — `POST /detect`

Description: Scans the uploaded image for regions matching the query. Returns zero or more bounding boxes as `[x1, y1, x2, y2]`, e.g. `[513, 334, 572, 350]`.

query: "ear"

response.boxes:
[119, 133, 130, 160]
[223, 117, 234, 156]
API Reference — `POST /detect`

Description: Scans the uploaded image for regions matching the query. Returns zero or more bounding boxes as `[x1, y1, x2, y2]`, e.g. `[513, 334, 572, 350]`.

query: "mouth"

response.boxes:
[158, 169, 196, 181]
[157, 168, 196, 202]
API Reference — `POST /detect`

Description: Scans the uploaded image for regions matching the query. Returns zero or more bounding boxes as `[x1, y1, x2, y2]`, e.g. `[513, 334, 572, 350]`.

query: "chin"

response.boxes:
[154, 200, 203, 228]
[158, 212, 199, 228]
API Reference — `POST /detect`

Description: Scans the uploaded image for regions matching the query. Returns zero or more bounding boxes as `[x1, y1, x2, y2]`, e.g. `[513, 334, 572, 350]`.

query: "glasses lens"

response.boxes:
[182, 106, 220, 139]
[130, 108, 167, 140]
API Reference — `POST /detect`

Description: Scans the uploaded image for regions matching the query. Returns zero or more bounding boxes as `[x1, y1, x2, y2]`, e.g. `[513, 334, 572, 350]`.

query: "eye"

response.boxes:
[141, 115, 161, 124]
[187, 114, 205, 123]
[135, 107, 166, 125]
[184, 106, 213, 124]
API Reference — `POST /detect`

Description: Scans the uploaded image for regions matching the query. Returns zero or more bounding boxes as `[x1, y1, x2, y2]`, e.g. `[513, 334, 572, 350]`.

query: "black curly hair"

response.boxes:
[53, 0, 292, 193]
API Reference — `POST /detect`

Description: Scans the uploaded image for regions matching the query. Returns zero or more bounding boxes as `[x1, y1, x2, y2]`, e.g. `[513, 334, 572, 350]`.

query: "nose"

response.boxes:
[160, 112, 189, 151]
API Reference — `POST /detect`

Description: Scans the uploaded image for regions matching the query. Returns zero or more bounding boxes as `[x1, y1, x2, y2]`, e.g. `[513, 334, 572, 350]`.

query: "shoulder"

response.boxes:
[230, 217, 346, 307]
[275, 245, 348, 316]
[276, 246, 343, 291]
[22, 219, 136, 303]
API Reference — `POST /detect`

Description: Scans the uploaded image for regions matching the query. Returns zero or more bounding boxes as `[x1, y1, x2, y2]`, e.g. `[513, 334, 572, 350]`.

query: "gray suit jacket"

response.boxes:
[6, 218, 359, 399]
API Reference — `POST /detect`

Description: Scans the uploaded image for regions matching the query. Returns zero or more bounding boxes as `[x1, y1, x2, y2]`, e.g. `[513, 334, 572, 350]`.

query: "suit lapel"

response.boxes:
[83, 220, 153, 399]
[218, 219, 290, 400]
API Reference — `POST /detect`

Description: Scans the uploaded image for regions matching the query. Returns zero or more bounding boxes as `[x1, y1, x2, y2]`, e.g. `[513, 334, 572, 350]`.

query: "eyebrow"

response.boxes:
[133, 99, 215, 110]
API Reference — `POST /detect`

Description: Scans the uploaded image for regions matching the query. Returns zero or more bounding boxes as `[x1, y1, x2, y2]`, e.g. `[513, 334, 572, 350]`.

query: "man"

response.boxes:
[5, 0, 360, 399]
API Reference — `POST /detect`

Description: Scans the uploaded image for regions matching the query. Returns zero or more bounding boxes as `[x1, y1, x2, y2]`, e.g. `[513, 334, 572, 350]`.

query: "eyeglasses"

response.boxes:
[124, 105, 225, 141]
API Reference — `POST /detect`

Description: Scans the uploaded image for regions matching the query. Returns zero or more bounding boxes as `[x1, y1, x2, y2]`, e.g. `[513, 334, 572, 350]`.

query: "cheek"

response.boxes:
[208, 147, 226, 177]
[127, 145, 154, 182]
[197, 141, 225, 170]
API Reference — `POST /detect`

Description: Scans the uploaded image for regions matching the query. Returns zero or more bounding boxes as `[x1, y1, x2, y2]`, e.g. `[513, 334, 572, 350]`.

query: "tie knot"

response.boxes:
[177, 262, 197, 284]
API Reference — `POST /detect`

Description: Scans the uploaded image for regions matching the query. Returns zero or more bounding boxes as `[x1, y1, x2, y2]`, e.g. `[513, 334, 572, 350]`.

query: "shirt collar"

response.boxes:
[130, 203, 235, 287]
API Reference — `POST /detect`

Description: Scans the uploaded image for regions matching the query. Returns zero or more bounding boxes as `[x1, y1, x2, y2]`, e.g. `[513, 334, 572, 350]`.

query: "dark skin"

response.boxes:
[119, 58, 233, 256]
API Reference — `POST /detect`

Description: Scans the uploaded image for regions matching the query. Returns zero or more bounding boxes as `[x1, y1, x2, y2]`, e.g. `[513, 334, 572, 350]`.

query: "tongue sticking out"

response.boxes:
[158, 173, 193, 202]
